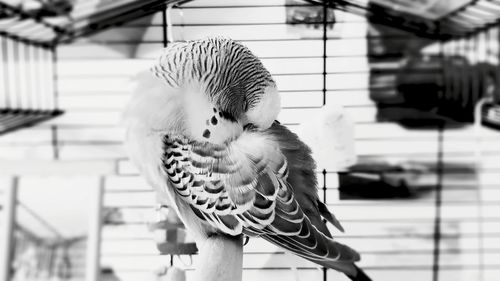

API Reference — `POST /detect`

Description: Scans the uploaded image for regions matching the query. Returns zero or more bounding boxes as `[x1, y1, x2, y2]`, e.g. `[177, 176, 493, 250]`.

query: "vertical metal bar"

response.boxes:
[31, 44, 41, 111]
[51, 46, 59, 111]
[36, 46, 47, 111]
[25, 43, 32, 110]
[431, 41, 447, 281]
[473, 27, 491, 281]
[167, 4, 174, 43]
[474, 97, 486, 281]
[431, 123, 444, 281]
[45, 48, 55, 111]
[162, 8, 168, 48]
[85, 177, 104, 281]
[322, 1, 328, 106]
[51, 125, 59, 160]
[18, 42, 28, 110]
[28, 44, 39, 111]
[12, 40, 21, 110]
[322, 3, 329, 280]
[322, 169, 327, 281]
[432, 40, 446, 281]
[0, 177, 18, 281]
[6, 38, 17, 110]
[41, 48, 49, 110]
[0, 36, 6, 109]
[496, 26, 500, 102]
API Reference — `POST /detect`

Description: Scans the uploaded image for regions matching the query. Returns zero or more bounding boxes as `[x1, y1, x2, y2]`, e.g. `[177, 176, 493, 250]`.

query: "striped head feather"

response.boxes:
[147, 37, 281, 144]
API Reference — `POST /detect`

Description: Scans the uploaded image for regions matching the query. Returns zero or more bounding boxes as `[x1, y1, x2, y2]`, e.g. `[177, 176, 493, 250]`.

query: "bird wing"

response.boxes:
[258, 123, 359, 274]
[161, 123, 359, 274]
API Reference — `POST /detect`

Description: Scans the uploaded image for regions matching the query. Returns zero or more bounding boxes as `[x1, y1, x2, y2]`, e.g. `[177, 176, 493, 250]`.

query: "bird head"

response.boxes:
[124, 37, 281, 144]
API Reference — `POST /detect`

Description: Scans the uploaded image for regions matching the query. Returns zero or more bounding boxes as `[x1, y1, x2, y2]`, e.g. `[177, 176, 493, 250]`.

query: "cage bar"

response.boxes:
[0, 34, 62, 135]
[0, 177, 18, 281]
[85, 178, 105, 281]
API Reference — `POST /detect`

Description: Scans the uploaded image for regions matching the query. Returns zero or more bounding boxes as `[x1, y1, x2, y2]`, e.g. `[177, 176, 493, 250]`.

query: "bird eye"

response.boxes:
[243, 123, 257, 131]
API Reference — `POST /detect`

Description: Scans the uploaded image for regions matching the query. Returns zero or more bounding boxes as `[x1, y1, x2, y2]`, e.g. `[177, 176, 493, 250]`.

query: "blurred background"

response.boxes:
[1, 0, 500, 280]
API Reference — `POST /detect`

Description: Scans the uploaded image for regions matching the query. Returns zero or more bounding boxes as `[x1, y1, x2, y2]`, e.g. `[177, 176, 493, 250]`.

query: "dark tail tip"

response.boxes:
[347, 265, 372, 281]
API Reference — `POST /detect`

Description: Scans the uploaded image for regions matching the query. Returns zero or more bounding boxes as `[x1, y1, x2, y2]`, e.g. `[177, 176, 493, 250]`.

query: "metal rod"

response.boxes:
[167, 4, 175, 43]
[431, 123, 445, 281]
[322, 169, 327, 281]
[18, 41, 28, 110]
[85, 177, 105, 281]
[0, 177, 18, 281]
[162, 9, 168, 47]
[322, 1, 328, 106]
[51, 125, 59, 160]
[36, 46, 47, 110]
[45, 48, 55, 110]
[474, 97, 489, 281]
[495, 25, 500, 101]
[51, 46, 59, 110]
[6, 37, 16, 109]
[12, 40, 21, 109]
[0, 36, 6, 109]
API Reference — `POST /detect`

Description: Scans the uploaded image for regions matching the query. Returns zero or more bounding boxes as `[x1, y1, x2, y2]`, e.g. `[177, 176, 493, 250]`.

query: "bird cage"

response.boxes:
[1, 1, 500, 281]
[0, 35, 61, 135]
[0, 1, 62, 135]
[0, 0, 185, 135]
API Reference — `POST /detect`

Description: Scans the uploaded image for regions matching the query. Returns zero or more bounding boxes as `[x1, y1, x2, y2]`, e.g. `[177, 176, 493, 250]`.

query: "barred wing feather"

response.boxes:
[162, 122, 359, 275]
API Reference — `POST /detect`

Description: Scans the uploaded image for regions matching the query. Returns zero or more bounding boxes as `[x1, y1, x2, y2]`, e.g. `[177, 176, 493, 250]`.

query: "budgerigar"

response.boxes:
[124, 37, 371, 281]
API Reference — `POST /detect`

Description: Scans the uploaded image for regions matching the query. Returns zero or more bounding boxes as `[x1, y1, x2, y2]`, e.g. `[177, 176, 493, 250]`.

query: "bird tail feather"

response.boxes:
[346, 265, 372, 281]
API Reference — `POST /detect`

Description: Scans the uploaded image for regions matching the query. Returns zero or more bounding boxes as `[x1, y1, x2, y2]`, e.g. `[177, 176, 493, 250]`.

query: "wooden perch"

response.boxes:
[192, 235, 243, 281]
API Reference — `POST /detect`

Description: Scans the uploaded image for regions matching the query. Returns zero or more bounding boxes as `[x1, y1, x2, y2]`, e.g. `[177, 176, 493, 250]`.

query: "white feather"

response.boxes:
[245, 85, 281, 129]
[297, 104, 357, 171]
